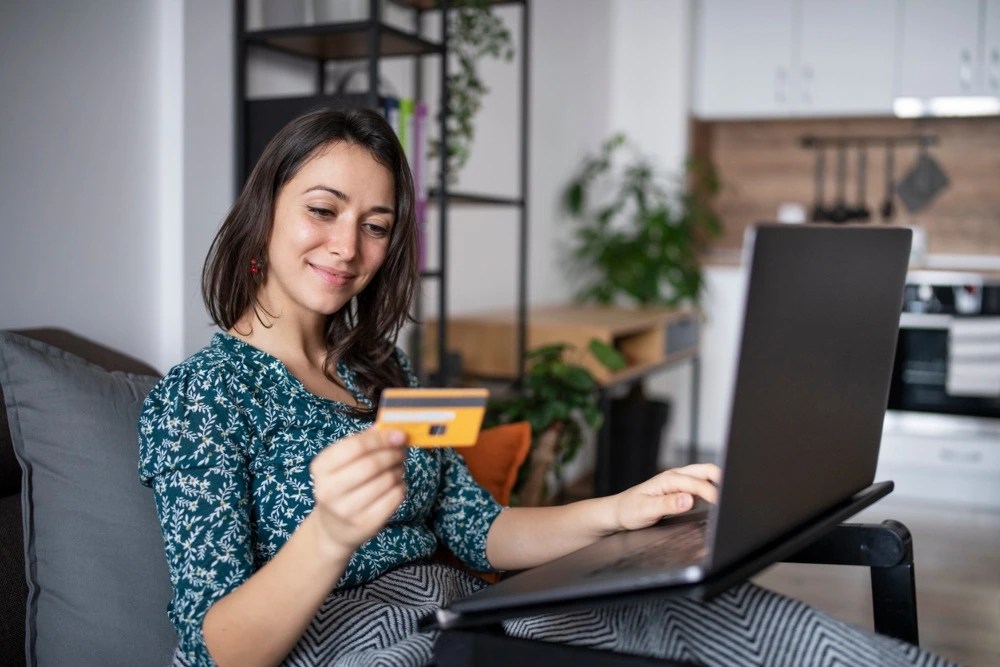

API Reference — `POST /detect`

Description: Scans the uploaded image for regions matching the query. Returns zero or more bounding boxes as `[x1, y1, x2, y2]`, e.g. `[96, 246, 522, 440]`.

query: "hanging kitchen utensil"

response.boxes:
[896, 138, 950, 213]
[880, 141, 896, 222]
[828, 141, 850, 223]
[811, 144, 827, 222]
[850, 143, 871, 222]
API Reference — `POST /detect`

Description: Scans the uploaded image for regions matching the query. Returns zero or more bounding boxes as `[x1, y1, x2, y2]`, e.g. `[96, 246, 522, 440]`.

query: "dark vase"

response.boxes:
[608, 395, 671, 493]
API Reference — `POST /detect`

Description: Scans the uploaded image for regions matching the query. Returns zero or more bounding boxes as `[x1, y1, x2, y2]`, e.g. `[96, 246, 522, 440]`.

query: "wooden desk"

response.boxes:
[425, 304, 702, 494]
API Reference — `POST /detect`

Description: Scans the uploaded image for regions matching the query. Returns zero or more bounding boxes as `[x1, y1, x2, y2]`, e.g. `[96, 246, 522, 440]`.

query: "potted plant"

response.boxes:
[560, 134, 723, 490]
[561, 133, 722, 307]
[429, 0, 514, 184]
[486, 340, 625, 506]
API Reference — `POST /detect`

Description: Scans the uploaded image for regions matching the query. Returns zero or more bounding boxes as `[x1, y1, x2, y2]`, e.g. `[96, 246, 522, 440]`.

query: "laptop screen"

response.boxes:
[706, 224, 911, 572]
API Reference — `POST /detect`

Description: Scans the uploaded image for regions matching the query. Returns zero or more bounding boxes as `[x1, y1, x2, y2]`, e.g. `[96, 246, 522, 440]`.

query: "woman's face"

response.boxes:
[260, 141, 395, 322]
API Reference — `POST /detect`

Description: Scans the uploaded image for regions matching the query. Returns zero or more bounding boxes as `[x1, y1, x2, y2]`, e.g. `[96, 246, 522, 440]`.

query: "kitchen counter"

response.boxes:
[910, 255, 1000, 276]
[702, 248, 1000, 278]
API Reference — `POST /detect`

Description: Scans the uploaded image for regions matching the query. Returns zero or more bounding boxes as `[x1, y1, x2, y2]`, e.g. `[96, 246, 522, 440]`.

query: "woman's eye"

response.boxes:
[364, 223, 390, 239]
[307, 206, 334, 219]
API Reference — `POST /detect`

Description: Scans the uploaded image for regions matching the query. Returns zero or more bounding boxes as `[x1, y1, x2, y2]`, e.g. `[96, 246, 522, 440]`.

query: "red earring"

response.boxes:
[250, 258, 265, 283]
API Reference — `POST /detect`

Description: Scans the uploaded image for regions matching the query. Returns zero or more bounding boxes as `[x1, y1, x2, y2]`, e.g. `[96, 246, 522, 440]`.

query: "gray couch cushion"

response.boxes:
[0, 332, 175, 666]
[0, 493, 27, 667]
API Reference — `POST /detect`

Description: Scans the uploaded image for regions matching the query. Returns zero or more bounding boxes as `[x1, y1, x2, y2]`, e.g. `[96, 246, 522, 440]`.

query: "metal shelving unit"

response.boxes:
[234, 0, 529, 386]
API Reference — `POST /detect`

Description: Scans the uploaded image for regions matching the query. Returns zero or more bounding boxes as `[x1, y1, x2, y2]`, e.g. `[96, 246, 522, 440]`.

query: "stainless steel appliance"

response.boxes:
[889, 271, 1000, 417]
[879, 271, 1000, 507]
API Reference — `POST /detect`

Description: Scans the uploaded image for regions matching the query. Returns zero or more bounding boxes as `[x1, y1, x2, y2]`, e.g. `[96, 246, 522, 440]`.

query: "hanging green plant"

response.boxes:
[429, 0, 514, 184]
[562, 134, 723, 307]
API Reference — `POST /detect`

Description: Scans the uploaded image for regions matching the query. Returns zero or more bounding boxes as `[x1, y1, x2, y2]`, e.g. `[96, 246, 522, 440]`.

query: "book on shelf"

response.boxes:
[398, 98, 414, 162]
[381, 96, 400, 136]
[414, 101, 428, 271]
[382, 95, 429, 271]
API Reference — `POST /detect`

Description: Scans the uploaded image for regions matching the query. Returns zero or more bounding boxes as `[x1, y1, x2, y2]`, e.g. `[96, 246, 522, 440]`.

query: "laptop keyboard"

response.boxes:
[585, 519, 709, 577]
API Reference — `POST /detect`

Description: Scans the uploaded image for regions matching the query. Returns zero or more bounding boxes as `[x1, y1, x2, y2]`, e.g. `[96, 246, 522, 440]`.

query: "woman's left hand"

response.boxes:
[612, 463, 721, 532]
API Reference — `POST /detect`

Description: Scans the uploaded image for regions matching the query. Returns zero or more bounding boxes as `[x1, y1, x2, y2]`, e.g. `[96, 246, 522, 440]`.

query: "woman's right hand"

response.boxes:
[308, 428, 408, 557]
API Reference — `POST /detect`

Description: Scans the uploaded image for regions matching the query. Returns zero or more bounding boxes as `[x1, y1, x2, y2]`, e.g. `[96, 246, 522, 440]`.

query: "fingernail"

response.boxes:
[678, 494, 692, 510]
[387, 430, 406, 446]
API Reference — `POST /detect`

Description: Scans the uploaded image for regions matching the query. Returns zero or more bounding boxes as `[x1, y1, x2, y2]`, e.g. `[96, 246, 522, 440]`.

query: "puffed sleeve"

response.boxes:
[138, 359, 253, 666]
[431, 447, 504, 571]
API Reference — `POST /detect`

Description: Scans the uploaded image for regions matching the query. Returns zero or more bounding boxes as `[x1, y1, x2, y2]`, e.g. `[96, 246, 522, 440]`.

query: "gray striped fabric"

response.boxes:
[173, 563, 957, 667]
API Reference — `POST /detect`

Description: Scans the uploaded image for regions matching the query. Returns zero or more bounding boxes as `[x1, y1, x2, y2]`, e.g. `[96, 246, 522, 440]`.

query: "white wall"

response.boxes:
[609, 0, 693, 178]
[0, 1, 163, 366]
[604, 0, 702, 467]
[0, 0, 233, 371]
[417, 1, 617, 320]
[182, 0, 234, 355]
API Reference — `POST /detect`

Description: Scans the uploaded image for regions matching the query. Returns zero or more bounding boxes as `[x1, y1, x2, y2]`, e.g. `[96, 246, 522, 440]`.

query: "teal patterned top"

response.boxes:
[138, 333, 503, 665]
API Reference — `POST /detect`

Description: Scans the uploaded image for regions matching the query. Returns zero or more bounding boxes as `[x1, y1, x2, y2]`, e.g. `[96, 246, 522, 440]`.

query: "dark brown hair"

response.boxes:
[202, 108, 418, 414]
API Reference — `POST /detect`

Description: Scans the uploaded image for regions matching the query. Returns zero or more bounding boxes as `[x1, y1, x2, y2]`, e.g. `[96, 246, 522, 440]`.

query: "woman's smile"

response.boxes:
[308, 262, 356, 287]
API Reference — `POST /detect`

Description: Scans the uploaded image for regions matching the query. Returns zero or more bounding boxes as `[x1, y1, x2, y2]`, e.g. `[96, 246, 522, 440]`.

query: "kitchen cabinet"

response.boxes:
[797, 1, 897, 114]
[693, 0, 897, 118]
[693, 0, 795, 118]
[878, 412, 1000, 508]
[896, 0, 994, 99]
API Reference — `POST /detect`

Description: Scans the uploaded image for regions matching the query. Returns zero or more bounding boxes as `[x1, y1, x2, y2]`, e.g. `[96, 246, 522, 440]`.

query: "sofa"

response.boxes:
[1, 328, 925, 666]
[0, 329, 178, 666]
[0, 328, 532, 666]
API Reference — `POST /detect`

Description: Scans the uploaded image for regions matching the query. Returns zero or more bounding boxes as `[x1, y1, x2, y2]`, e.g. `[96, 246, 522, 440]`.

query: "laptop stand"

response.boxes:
[435, 520, 919, 666]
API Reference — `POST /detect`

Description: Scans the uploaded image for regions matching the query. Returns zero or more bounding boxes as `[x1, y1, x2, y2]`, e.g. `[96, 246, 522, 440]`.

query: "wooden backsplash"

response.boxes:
[692, 116, 1000, 257]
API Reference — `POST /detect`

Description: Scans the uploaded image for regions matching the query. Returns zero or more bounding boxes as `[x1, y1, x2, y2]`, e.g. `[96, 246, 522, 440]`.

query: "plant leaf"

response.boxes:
[588, 339, 626, 371]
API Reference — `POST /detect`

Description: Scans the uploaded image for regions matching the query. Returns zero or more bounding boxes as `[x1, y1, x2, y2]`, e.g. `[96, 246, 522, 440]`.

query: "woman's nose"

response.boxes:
[327, 221, 358, 261]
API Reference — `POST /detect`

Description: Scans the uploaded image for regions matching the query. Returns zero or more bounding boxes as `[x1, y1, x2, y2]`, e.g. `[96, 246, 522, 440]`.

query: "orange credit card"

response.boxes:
[374, 388, 490, 447]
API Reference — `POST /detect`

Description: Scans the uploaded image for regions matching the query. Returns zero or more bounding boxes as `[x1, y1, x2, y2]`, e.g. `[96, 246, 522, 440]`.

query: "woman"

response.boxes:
[139, 109, 950, 667]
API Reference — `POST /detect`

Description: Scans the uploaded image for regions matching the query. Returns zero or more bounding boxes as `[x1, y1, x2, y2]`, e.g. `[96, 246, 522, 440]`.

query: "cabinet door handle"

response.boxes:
[800, 65, 813, 105]
[775, 66, 787, 104]
[991, 48, 1000, 92]
[939, 448, 984, 464]
[960, 49, 973, 91]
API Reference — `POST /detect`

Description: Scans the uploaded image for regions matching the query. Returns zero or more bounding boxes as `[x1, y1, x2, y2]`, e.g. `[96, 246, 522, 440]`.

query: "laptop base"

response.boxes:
[434, 497, 920, 667]
[424, 481, 894, 632]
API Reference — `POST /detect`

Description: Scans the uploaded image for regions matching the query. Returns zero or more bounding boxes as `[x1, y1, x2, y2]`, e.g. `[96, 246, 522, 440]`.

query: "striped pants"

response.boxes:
[270, 563, 956, 667]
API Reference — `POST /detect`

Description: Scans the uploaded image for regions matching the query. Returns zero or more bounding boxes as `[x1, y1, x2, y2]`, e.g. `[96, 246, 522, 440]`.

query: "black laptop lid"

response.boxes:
[706, 224, 911, 572]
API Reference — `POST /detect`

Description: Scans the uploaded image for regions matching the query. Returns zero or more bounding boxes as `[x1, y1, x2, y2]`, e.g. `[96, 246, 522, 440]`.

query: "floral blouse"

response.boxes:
[138, 333, 503, 665]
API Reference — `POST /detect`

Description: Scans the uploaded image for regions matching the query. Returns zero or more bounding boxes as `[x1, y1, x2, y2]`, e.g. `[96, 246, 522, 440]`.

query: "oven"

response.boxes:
[887, 271, 1000, 418]
[879, 271, 1000, 507]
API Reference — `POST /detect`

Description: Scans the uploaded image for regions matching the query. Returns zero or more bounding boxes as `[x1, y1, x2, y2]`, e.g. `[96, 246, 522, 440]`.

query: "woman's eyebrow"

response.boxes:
[303, 185, 395, 215]
[304, 185, 348, 201]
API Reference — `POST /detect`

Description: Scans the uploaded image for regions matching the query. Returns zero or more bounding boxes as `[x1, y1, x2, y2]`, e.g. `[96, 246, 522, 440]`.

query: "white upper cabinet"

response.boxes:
[798, 0, 897, 115]
[693, 0, 796, 118]
[896, 0, 983, 98]
[694, 0, 897, 118]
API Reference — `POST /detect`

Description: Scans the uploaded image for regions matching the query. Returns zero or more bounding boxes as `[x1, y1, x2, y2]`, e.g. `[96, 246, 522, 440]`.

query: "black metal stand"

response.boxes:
[435, 520, 919, 665]
[783, 519, 919, 645]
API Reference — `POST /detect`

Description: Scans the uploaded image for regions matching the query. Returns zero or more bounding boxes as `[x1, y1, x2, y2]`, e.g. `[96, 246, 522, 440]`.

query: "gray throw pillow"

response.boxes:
[0, 332, 176, 666]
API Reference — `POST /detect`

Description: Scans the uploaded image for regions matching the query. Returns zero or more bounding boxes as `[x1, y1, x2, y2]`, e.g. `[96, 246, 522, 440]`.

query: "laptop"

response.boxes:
[428, 224, 912, 630]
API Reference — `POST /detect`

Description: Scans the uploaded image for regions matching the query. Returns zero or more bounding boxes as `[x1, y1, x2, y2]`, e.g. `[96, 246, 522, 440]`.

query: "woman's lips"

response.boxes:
[309, 263, 355, 287]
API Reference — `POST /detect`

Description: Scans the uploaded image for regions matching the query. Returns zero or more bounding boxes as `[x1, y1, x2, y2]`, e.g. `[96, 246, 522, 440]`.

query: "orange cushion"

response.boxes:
[456, 421, 532, 506]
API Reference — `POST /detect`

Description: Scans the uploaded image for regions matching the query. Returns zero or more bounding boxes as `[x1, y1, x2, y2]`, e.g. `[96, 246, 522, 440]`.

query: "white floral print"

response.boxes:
[138, 333, 502, 665]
